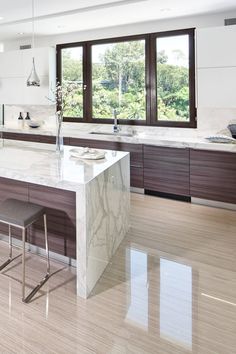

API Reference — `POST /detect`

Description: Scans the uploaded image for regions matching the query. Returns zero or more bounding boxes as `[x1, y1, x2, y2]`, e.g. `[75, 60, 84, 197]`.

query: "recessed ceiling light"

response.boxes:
[0, 16, 4, 20]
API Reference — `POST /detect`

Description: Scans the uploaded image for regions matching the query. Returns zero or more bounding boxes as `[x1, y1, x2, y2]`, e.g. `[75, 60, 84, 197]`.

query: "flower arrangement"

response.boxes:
[47, 81, 79, 153]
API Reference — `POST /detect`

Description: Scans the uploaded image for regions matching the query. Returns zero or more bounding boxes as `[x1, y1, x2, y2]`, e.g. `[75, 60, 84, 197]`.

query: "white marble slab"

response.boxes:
[1, 120, 236, 153]
[0, 139, 130, 299]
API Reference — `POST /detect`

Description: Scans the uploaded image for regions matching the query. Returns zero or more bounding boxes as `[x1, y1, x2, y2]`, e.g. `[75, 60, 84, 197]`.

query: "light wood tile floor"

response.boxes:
[0, 193, 235, 354]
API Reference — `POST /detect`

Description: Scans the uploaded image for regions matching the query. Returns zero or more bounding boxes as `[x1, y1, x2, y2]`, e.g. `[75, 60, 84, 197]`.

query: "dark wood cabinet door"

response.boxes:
[144, 146, 190, 196]
[69, 138, 144, 188]
[3, 132, 41, 142]
[190, 149, 236, 204]
[28, 184, 76, 258]
[0, 177, 28, 239]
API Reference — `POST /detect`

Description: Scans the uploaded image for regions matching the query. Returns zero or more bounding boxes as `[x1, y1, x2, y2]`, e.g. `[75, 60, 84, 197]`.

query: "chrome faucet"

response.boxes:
[113, 109, 120, 133]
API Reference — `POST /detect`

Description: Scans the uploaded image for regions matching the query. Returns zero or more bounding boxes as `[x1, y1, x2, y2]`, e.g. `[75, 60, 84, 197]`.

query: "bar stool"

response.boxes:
[0, 198, 50, 303]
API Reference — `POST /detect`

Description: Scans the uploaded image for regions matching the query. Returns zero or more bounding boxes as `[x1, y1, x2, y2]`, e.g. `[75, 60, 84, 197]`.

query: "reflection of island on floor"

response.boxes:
[0, 140, 130, 298]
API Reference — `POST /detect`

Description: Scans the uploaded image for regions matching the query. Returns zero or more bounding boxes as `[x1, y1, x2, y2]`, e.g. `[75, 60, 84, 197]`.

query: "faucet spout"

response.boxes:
[113, 109, 120, 133]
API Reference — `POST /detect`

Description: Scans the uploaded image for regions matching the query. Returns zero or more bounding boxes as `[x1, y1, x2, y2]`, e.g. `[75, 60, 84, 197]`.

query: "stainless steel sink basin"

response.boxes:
[89, 131, 134, 137]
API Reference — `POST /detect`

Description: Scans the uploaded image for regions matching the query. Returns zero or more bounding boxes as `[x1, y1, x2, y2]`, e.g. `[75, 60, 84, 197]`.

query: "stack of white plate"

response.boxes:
[70, 147, 106, 160]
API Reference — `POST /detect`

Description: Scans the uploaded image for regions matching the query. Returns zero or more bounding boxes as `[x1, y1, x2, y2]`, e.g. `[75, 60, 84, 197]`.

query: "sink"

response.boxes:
[89, 131, 134, 137]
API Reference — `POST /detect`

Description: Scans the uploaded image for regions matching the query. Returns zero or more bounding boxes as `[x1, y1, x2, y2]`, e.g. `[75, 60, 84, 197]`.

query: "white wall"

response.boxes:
[2, 9, 236, 135]
[3, 10, 236, 51]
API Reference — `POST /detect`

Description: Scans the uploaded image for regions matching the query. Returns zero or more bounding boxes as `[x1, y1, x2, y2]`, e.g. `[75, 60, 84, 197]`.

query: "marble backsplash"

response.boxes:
[2, 104, 236, 138]
[3, 104, 56, 128]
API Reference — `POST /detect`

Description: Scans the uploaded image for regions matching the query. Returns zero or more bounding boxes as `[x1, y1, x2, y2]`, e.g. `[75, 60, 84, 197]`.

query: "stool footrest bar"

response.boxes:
[23, 272, 50, 303]
[0, 254, 22, 271]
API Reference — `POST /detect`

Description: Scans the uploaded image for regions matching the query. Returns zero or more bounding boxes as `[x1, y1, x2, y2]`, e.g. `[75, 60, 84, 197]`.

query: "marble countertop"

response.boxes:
[1, 122, 236, 153]
[0, 140, 129, 191]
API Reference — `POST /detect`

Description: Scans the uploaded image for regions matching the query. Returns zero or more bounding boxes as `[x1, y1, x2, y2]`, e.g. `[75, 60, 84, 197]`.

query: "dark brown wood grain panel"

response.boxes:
[3, 132, 41, 142]
[3, 132, 70, 146]
[39, 135, 56, 144]
[144, 145, 190, 196]
[0, 177, 28, 239]
[28, 184, 76, 258]
[190, 149, 236, 204]
[131, 167, 144, 188]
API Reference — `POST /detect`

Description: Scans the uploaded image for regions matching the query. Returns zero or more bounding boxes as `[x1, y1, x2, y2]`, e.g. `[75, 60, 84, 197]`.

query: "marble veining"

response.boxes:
[77, 157, 130, 298]
[0, 139, 130, 298]
[2, 119, 236, 153]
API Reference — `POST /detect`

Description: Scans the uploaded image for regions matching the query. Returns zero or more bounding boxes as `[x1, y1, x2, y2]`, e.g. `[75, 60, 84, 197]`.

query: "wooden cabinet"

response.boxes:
[190, 149, 236, 204]
[2, 132, 41, 142]
[144, 146, 190, 196]
[0, 178, 28, 240]
[2, 132, 70, 145]
[0, 177, 76, 259]
[28, 184, 76, 258]
[70, 138, 144, 188]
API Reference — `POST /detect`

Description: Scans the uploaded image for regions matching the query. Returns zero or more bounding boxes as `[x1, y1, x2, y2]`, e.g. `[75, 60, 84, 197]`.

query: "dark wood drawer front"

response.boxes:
[28, 184, 76, 258]
[190, 149, 236, 204]
[69, 138, 143, 167]
[40, 135, 56, 144]
[3, 132, 41, 142]
[144, 146, 190, 196]
[131, 167, 143, 188]
[0, 177, 28, 239]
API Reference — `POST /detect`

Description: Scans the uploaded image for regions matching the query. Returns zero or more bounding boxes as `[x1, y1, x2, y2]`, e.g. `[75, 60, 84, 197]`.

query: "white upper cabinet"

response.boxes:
[197, 26, 236, 68]
[197, 25, 236, 108]
[0, 47, 56, 105]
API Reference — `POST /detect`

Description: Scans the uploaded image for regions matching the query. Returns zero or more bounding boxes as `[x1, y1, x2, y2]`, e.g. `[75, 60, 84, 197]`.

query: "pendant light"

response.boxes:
[27, 0, 40, 87]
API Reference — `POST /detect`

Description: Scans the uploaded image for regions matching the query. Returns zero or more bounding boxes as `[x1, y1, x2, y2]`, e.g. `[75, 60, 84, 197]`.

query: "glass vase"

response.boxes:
[56, 113, 64, 154]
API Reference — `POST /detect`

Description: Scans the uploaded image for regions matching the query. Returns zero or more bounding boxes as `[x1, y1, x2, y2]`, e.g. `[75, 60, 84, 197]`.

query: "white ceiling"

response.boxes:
[0, 0, 236, 41]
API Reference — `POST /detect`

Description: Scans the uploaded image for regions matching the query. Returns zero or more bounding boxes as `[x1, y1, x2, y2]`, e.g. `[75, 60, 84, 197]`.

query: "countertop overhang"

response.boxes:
[0, 140, 129, 191]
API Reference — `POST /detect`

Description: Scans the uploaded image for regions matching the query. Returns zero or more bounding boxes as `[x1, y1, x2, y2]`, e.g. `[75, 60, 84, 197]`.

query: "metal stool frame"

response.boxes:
[0, 213, 50, 303]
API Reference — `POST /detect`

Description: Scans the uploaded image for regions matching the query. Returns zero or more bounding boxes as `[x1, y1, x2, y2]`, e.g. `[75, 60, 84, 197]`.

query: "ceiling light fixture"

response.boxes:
[0, 17, 4, 20]
[27, 0, 40, 87]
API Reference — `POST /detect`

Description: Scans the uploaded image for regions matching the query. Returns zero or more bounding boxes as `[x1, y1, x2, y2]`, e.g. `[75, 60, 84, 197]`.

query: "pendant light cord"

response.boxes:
[32, 0, 35, 53]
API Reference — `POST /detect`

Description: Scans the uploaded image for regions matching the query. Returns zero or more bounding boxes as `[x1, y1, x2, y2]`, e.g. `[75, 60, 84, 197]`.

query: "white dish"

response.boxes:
[70, 147, 106, 160]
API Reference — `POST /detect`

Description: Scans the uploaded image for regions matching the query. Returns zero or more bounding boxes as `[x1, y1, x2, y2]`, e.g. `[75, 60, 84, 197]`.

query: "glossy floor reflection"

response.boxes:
[0, 193, 235, 353]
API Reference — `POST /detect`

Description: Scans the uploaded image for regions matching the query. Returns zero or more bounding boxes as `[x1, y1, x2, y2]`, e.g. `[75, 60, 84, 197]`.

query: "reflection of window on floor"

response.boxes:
[126, 248, 148, 330]
[160, 259, 192, 350]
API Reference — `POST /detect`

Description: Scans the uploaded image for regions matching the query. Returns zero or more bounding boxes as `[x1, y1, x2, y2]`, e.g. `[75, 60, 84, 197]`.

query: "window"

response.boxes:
[60, 46, 83, 118]
[92, 40, 146, 120]
[57, 28, 196, 127]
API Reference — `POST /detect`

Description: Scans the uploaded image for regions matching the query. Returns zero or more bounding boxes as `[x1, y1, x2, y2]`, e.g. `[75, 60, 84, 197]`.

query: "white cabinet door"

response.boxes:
[198, 67, 236, 108]
[0, 51, 23, 78]
[197, 26, 236, 68]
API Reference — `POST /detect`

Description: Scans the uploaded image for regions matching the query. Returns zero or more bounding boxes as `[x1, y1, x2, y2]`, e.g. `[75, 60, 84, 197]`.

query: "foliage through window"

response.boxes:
[156, 34, 190, 122]
[61, 47, 83, 118]
[92, 40, 146, 120]
[57, 29, 195, 127]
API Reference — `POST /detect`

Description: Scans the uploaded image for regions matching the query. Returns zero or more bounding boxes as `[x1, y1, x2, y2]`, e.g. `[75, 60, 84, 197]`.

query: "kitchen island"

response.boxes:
[0, 139, 130, 298]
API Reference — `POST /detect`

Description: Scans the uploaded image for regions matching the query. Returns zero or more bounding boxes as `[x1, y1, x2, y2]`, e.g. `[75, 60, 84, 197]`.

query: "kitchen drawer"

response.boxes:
[190, 149, 236, 204]
[144, 145, 190, 196]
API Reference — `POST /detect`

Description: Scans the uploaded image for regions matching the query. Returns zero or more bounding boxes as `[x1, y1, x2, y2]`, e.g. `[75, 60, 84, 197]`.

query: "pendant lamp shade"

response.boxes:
[27, 0, 40, 87]
[27, 57, 40, 86]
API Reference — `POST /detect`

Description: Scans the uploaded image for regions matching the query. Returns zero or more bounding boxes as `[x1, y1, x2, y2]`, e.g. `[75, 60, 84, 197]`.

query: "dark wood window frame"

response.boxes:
[56, 28, 196, 128]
